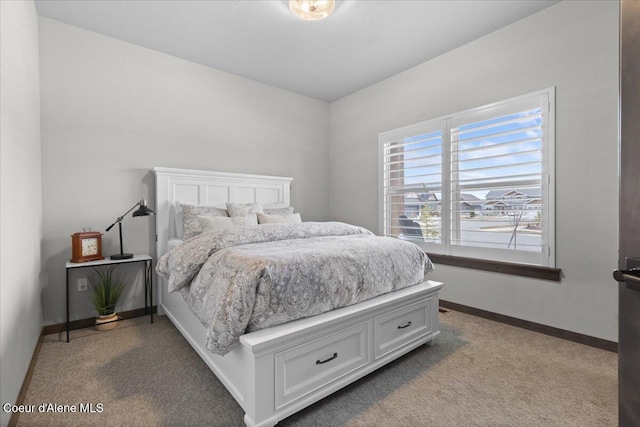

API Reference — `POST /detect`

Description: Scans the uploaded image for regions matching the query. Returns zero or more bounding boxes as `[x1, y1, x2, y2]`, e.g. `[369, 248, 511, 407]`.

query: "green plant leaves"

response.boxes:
[88, 265, 127, 316]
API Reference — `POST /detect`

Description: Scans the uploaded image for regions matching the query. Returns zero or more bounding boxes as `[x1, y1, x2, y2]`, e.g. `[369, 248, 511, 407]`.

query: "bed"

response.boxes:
[154, 167, 443, 427]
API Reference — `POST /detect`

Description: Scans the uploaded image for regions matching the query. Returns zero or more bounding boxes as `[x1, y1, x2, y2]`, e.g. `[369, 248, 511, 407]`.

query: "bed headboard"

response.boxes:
[154, 167, 293, 257]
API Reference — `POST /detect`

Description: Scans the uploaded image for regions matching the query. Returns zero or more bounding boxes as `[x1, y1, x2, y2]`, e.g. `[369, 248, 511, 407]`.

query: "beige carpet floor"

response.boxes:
[16, 310, 617, 426]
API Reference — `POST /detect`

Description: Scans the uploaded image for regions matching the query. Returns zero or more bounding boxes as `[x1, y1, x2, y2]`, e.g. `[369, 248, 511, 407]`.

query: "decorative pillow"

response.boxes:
[257, 212, 302, 224]
[180, 203, 229, 239]
[225, 202, 264, 217]
[264, 206, 295, 216]
[197, 214, 257, 232]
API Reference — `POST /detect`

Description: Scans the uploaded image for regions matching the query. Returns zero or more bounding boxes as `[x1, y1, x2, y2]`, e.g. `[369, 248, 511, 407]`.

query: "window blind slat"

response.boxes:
[455, 172, 542, 185]
[453, 138, 542, 157]
[454, 149, 541, 166]
[454, 113, 542, 134]
[455, 160, 542, 175]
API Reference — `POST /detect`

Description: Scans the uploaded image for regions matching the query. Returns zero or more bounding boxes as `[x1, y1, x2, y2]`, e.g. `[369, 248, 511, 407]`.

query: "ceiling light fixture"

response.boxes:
[289, 0, 335, 21]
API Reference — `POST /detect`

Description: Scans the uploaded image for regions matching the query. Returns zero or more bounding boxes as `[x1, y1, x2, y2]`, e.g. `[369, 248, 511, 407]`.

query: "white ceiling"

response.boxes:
[34, 0, 559, 102]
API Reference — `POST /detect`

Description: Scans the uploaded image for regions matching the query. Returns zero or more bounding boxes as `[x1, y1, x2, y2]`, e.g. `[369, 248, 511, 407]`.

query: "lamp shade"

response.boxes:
[132, 199, 156, 217]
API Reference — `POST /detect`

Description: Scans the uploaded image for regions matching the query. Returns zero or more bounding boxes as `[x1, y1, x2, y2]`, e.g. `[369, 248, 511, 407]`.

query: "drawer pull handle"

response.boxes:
[316, 352, 338, 365]
[397, 321, 412, 329]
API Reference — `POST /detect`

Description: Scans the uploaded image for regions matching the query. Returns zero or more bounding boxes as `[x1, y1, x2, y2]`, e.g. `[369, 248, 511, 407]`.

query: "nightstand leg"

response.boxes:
[66, 268, 70, 342]
[144, 260, 153, 324]
[144, 261, 148, 315]
[149, 260, 153, 324]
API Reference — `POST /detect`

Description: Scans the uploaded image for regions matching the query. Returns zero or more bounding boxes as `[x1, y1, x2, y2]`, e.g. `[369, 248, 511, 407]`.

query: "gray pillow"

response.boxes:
[180, 203, 228, 239]
[225, 202, 264, 217]
[264, 206, 295, 216]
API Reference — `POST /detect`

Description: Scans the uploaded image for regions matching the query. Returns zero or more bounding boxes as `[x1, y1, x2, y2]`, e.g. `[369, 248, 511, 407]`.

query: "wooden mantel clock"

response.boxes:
[70, 231, 105, 263]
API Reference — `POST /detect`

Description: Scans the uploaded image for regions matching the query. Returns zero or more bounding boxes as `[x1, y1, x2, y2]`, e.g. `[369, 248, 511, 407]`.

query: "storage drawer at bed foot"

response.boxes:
[374, 298, 432, 359]
[274, 321, 370, 409]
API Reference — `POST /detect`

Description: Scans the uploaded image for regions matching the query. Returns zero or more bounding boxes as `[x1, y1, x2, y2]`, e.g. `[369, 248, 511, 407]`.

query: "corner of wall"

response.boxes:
[0, 0, 44, 422]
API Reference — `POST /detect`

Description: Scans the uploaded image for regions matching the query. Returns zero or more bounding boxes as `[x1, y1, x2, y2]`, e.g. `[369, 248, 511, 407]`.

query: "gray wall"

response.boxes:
[329, 1, 619, 341]
[39, 17, 330, 324]
[0, 1, 43, 424]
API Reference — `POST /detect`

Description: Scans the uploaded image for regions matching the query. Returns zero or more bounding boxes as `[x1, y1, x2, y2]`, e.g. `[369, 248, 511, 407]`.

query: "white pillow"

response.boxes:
[197, 214, 257, 232]
[257, 212, 302, 224]
[226, 202, 264, 217]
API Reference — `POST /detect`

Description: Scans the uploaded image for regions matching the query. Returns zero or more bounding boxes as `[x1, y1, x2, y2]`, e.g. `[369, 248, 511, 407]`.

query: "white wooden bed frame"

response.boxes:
[154, 167, 443, 427]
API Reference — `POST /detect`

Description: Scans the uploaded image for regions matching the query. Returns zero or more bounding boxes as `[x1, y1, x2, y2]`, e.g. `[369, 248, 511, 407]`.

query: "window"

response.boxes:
[380, 88, 555, 267]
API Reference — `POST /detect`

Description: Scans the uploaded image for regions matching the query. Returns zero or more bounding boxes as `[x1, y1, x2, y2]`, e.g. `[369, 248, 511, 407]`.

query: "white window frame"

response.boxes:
[379, 88, 555, 268]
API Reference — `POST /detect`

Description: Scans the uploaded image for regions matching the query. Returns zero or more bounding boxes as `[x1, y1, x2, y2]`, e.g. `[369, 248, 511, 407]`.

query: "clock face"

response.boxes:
[81, 238, 98, 256]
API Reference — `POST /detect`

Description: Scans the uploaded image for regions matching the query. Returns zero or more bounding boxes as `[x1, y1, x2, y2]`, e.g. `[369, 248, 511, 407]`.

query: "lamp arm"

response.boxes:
[105, 200, 142, 232]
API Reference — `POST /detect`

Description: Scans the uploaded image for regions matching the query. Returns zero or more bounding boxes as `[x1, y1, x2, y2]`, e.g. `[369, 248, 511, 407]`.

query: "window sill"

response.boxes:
[426, 253, 562, 282]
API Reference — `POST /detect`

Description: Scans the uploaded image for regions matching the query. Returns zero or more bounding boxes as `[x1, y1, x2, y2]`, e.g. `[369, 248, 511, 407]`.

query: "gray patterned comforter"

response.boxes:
[156, 222, 433, 355]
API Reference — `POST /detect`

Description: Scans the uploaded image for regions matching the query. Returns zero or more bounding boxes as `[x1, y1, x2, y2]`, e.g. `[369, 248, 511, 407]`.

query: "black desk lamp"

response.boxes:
[106, 199, 156, 260]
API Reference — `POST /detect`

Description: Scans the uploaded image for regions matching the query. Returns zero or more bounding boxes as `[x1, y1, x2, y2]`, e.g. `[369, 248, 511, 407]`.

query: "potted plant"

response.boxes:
[89, 265, 127, 331]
